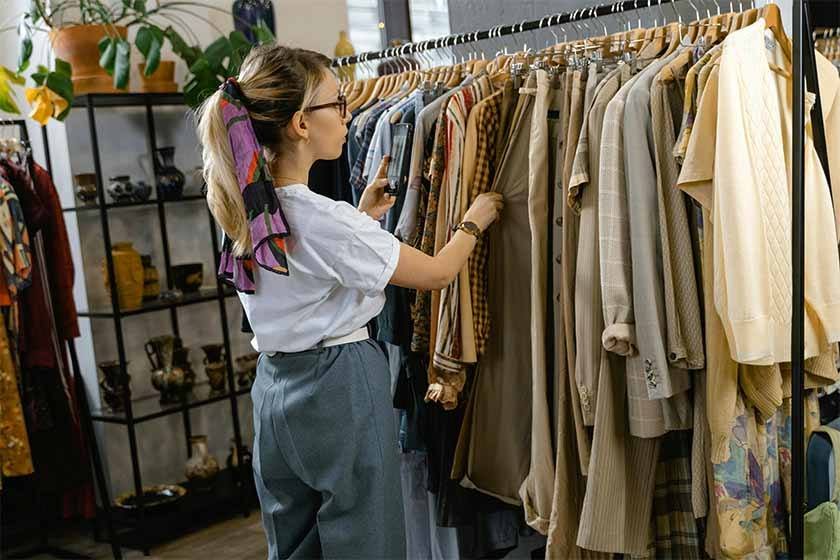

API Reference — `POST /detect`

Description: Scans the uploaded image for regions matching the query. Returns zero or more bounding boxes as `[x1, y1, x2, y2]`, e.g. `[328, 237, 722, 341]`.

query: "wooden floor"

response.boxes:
[8, 513, 545, 559]
[7, 512, 268, 559]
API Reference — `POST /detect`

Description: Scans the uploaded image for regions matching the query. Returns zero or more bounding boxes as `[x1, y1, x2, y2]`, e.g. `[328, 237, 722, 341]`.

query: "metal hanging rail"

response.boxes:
[331, 0, 680, 67]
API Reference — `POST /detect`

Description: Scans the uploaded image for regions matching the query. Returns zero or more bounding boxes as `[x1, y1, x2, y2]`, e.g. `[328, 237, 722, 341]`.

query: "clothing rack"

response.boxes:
[331, 0, 680, 68]
[332, 1, 830, 557]
[0, 118, 119, 560]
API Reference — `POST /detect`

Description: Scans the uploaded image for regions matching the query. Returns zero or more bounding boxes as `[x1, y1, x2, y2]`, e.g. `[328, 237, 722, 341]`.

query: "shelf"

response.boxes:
[63, 194, 206, 213]
[72, 92, 186, 108]
[79, 287, 236, 318]
[105, 468, 257, 551]
[91, 380, 253, 425]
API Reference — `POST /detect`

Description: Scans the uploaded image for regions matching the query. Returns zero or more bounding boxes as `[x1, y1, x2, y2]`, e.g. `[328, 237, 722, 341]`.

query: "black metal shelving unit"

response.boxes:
[67, 93, 256, 558]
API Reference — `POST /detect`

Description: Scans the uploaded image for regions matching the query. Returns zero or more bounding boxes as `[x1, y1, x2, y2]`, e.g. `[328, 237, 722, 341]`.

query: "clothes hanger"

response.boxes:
[347, 55, 375, 111]
[761, 2, 791, 62]
[741, 0, 759, 26]
[637, 0, 668, 58]
[663, 0, 684, 55]
[701, 0, 725, 47]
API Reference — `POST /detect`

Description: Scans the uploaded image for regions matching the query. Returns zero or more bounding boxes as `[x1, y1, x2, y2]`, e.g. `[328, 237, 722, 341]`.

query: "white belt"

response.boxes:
[265, 327, 369, 357]
[319, 327, 370, 349]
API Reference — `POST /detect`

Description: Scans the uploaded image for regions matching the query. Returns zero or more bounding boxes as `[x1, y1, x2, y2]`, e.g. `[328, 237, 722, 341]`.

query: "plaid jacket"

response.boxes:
[465, 90, 502, 359]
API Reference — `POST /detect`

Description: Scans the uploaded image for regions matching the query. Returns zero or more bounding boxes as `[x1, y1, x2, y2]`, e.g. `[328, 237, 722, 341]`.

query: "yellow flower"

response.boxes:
[24, 86, 69, 125]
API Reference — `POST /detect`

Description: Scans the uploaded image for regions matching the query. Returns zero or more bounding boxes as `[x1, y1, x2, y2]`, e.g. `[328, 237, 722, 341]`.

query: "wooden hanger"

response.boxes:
[762, 3, 792, 62]
[702, 12, 724, 46]
[344, 79, 363, 105]
[664, 22, 684, 55]
[639, 24, 668, 59]
[348, 78, 374, 112]
[742, 7, 759, 26]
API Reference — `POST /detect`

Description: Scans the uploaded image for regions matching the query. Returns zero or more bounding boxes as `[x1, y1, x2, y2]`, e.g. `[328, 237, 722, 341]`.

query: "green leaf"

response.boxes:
[204, 36, 232, 74]
[133, 0, 147, 14]
[0, 66, 23, 114]
[99, 37, 116, 75]
[18, 37, 32, 73]
[46, 72, 73, 104]
[184, 74, 219, 109]
[31, 64, 48, 86]
[253, 20, 275, 44]
[113, 39, 131, 89]
[136, 27, 163, 75]
[135, 26, 153, 54]
[55, 58, 72, 78]
[229, 30, 251, 54]
[164, 27, 201, 68]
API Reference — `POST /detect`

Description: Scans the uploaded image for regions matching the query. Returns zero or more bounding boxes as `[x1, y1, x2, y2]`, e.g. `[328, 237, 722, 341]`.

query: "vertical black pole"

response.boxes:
[87, 98, 149, 556]
[40, 125, 52, 176]
[791, 0, 806, 557]
[143, 99, 192, 459]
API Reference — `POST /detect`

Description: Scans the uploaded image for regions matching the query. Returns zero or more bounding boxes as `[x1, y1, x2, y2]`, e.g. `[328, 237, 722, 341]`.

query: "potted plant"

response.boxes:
[0, 1, 274, 124]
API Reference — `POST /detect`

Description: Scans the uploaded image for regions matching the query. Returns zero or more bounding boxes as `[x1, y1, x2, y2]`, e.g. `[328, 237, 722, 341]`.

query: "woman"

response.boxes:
[197, 44, 503, 559]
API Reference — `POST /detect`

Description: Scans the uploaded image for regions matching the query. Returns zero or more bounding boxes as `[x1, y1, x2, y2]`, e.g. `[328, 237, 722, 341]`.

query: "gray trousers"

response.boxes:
[252, 339, 406, 559]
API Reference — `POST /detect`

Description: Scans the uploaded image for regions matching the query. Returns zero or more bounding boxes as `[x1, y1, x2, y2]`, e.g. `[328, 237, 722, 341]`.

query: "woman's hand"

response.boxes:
[463, 192, 504, 232]
[358, 156, 397, 221]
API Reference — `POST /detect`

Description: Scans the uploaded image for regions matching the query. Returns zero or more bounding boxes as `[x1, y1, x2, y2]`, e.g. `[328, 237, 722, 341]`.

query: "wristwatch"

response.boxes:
[452, 221, 482, 239]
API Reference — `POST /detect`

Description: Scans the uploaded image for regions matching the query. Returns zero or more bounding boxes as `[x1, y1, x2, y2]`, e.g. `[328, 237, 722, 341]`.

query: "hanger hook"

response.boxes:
[687, 0, 700, 22]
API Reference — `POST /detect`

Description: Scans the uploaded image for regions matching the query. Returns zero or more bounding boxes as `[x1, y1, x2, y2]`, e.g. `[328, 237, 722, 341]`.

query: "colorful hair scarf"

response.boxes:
[216, 77, 291, 294]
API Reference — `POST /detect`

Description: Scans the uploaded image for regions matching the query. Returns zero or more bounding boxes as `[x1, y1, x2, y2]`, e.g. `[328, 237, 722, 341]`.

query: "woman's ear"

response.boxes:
[288, 110, 310, 143]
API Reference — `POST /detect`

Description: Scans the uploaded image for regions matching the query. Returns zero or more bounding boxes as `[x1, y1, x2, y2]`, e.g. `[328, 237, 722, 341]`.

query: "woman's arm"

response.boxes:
[390, 192, 503, 291]
[391, 232, 477, 290]
[356, 155, 503, 291]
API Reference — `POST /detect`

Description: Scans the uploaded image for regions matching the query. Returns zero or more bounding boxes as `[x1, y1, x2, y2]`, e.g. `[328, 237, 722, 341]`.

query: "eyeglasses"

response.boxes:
[304, 94, 347, 119]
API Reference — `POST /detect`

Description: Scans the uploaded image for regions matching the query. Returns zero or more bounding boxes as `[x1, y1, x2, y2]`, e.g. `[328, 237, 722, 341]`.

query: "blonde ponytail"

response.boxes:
[196, 89, 253, 256]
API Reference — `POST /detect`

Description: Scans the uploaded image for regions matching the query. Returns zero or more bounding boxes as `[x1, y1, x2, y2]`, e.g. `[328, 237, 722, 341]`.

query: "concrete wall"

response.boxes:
[447, 0, 793, 50]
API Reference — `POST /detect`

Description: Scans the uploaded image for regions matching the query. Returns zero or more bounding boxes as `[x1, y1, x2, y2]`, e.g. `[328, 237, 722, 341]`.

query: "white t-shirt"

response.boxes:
[238, 184, 401, 353]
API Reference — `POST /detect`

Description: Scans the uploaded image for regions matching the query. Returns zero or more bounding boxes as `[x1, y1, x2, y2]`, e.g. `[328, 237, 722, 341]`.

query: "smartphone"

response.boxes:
[387, 123, 414, 197]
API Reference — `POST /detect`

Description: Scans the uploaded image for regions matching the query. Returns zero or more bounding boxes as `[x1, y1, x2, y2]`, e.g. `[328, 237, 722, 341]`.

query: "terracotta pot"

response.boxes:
[50, 24, 128, 94]
[102, 242, 144, 310]
[138, 61, 178, 93]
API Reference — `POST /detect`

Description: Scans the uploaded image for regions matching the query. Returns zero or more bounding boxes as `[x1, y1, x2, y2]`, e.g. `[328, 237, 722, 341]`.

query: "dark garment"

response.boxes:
[394, 351, 429, 452]
[2, 162, 79, 367]
[308, 142, 354, 207]
[651, 429, 703, 558]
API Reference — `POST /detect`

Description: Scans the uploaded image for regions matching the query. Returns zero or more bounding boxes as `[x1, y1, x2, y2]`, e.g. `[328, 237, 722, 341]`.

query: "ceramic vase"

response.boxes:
[73, 173, 98, 205]
[202, 344, 227, 395]
[145, 335, 187, 404]
[184, 435, 220, 491]
[141, 255, 161, 301]
[154, 147, 185, 201]
[232, 0, 275, 43]
[226, 438, 253, 486]
[173, 345, 196, 394]
[235, 353, 258, 387]
[102, 242, 144, 310]
[98, 360, 131, 411]
[334, 31, 356, 81]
